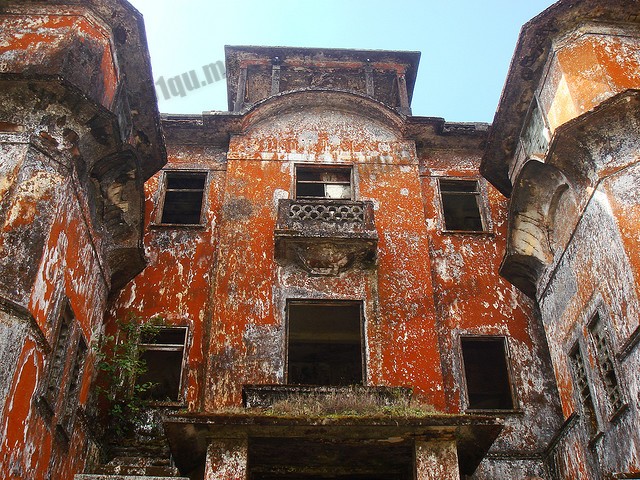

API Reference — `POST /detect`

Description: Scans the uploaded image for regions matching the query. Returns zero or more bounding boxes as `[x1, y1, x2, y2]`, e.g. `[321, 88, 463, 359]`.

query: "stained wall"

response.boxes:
[0, 1, 164, 478]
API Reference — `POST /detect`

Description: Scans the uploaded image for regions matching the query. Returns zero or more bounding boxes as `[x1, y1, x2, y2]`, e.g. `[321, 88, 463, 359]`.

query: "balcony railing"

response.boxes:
[243, 384, 412, 409]
[275, 199, 377, 275]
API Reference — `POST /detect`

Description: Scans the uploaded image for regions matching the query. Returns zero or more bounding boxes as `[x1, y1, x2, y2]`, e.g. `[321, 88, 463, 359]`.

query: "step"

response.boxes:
[104, 457, 174, 469]
[75, 476, 190, 480]
[107, 456, 172, 466]
[108, 444, 172, 459]
[92, 465, 181, 476]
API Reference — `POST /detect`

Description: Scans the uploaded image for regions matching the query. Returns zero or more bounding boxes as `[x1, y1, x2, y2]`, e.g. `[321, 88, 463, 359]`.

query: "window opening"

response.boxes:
[61, 336, 87, 430]
[287, 301, 363, 386]
[439, 179, 484, 232]
[136, 327, 187, 402]
[160, 171, 207, 224]
[45, 306, 73, 406]
[296, 166, 352, 200]
[589, 314, 623, 413]
[569, 344, 599, 437]
[461, 337, 514, 409]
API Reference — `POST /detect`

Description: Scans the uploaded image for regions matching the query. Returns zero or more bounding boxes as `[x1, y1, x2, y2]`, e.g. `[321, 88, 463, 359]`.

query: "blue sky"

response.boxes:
[128, 0, 557, 122]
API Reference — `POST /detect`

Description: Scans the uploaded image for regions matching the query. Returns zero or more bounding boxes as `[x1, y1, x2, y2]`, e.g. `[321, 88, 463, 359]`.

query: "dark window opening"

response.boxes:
[136, 327, 187, 402]
[589, 314, 624, 413]
[249, 437, 413, 480]
[569, 345, 599, 437]
[61, 336, 87, 430]
[461, 337, 514, 410]
[296, 166, 352, 200]
[46, 306, 73, 406]
[160, 171, 207, 224]
[287, 301, 363, 386]
[41, 302, 88, 436]
[439, 179, 484, 232]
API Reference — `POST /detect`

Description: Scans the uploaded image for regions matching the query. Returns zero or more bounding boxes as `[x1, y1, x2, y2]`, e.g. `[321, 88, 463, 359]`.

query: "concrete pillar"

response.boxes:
[414, 439, 460, 480]
[271, 57, 281, 95]
[365, 61, 374, 97]
[396, 72, 411, 115]
[234, 66, 248, 112]
[204, 438, 248, 480]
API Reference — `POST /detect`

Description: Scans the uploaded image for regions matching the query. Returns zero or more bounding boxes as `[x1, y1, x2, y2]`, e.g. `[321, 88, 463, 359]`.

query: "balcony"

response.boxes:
[274, 199, 377, 275]
[165, 386, 503, 478]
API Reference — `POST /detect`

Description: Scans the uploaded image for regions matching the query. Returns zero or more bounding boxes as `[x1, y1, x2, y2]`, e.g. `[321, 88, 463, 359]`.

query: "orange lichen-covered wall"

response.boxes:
[112, 102, 465, 412]
[0, 4, 153, 475]
[358, 160, 443, 404]
[538, 177, 640, 477]
[538, 30, 640, 131]
[0, 11, 119, 108]
[109, 145, 227, 410]
[206, 157, 289, 408]
[106, 102, 563, 479]
[419, 148, 561, 469]
[519, 84, 640, 478]
[111, 100, 561, 442]
[206, 104, 446, 409]
[0, 161, 110, 479]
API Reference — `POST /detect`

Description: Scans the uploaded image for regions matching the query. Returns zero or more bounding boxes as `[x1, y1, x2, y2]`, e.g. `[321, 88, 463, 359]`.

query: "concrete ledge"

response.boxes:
[165, 411, 502, 476]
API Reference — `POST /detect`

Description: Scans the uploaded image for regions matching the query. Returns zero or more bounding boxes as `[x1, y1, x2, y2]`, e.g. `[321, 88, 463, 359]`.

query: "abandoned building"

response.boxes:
[0, 0, 639, 479]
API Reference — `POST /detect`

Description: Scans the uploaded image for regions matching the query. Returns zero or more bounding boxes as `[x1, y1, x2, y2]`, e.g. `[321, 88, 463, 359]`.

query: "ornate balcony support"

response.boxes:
[274, 199, 378, 275]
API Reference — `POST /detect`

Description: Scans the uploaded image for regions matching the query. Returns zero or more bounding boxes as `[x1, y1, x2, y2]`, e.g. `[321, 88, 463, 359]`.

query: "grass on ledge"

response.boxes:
[214, 387, 438, 418]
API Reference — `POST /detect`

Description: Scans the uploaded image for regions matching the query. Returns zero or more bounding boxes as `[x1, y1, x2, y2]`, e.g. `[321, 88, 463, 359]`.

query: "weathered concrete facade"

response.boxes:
[109, 46, 560, 479]
[483, 1, 640, 478]
[1, 0, 639, 479]
[0, 0, 165, 478]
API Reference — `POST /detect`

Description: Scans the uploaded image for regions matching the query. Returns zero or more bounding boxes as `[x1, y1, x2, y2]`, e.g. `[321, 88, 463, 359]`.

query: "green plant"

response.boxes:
[94, 313, 163, 436]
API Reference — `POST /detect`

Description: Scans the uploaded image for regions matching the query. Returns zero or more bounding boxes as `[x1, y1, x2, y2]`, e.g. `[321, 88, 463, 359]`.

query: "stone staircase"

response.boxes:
[75, 454, 187, 478]
[75, 424, 189, 480]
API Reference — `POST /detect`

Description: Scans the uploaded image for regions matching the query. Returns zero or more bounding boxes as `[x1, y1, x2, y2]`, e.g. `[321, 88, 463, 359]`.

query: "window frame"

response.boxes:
[39, 299, 89, 439]
[587, 312, 627, 419]
[568, 341, 602, 441]
[156, 170, 208, 226]
[459, 335, 518, 412]
[136, 325, 189, 405]
[437, 177, 491, 234]
[285, 299, 365, 387]
[294, 164, 354, 201]
[43, 303, 74, 410]
[60, 335, 87, 435]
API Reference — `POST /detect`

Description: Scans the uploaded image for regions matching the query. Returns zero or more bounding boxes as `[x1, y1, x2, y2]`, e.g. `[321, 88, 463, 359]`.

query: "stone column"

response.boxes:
[414, 439, 460, 480]
[364, 61, 374, 97]
[396, 72, 411, 115]
[233, 66, 248, 112]
[270, 57, 281, 95]
[205, 438, 248, 480]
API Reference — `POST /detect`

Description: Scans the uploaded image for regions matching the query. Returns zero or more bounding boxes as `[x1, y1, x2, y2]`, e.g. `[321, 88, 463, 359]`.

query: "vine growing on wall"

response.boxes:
[93, 314, 163, 436]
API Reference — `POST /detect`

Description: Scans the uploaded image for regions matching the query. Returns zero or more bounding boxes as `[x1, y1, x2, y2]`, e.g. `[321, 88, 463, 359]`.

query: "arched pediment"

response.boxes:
[242, 89, 405, 136]
[229, 90, 410, 163]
